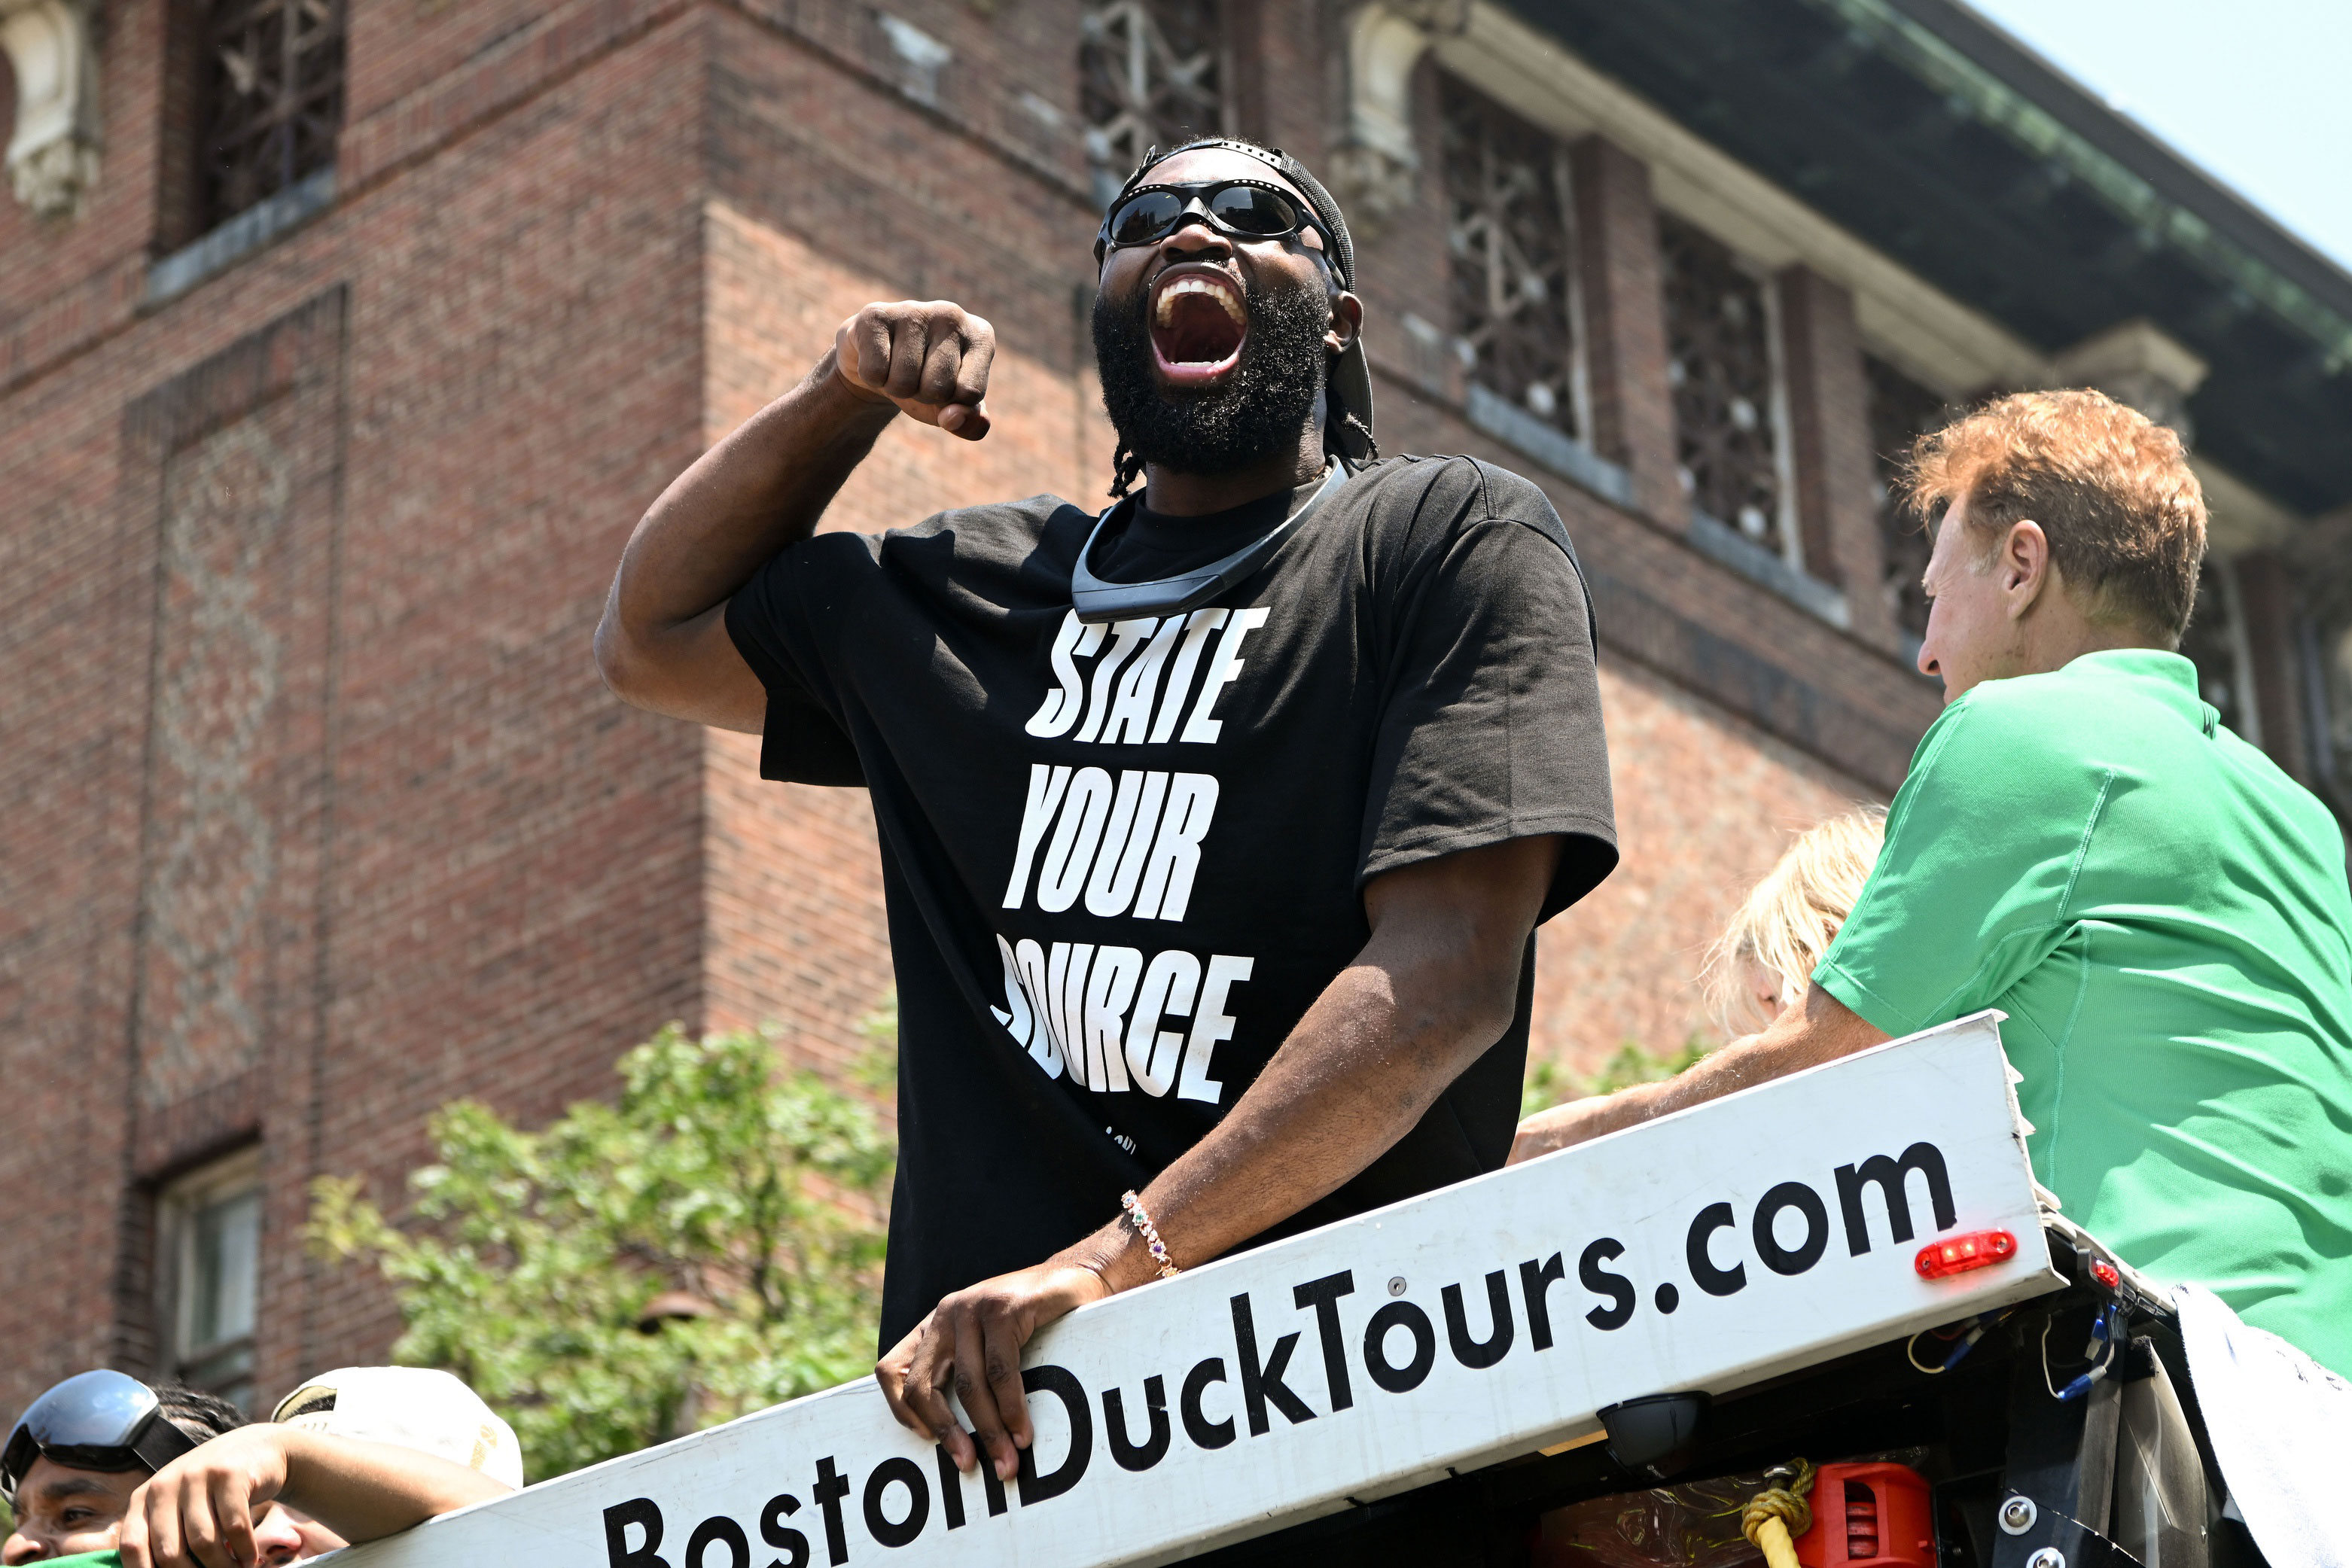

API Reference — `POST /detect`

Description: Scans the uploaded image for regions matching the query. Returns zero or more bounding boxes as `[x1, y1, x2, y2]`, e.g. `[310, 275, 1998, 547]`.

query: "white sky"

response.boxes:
[1964, 0, 2352, 275]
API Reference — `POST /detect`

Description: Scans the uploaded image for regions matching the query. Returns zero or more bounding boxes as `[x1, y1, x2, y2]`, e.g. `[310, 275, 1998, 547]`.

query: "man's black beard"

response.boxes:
[1092, 273, 1330, 481]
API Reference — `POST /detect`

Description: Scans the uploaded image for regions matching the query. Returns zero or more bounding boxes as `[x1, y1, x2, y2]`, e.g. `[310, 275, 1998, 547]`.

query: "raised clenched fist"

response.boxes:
[831, 300, 996, 440]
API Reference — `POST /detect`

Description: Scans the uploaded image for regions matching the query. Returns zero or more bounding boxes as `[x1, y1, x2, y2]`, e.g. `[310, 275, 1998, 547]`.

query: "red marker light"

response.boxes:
[1914, 1229, 2017, 1280]
[2089, 1259, 2121, 1289]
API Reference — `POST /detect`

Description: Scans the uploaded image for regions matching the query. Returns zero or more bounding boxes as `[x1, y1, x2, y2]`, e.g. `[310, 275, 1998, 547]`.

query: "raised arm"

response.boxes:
[118, 1425, 513, 1568]
[593, 301, 998, 731]
[878, 833, 1564, 1481]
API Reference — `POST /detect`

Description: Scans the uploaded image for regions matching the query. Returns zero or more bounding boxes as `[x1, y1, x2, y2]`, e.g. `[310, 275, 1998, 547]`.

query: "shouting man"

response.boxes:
[596, 137, 1617, 1479]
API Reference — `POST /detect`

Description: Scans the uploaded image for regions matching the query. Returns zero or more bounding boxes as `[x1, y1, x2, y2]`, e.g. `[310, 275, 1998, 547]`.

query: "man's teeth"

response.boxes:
[1154, 276, 1247, 327]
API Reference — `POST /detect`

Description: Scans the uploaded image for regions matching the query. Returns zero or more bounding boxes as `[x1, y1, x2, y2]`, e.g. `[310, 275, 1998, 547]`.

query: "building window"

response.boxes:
[2308, 617, 2352, 798]
[1661, 213, 1792, 556]
[202, 0, 347, 230]
[1863, 355, 1956, 643]
[1441, 77, 1583, 439]
[2180, 562, 2259, 743]
[1079, 0, 1226, 205]
[160, 1151, 264, 1411]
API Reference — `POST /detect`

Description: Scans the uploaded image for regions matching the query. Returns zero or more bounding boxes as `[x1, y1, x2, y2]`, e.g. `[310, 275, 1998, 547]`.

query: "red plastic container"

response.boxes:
[1791, 1461, 1936, 1567]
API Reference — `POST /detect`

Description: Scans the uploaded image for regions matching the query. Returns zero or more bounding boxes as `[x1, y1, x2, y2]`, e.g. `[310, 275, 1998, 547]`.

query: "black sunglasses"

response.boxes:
[2, 1370, 198, 1503]
[1095, 178, 1326, 263]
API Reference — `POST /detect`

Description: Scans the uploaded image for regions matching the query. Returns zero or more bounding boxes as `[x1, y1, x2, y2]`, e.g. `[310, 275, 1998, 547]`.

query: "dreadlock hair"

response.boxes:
[1333, 410, 1379, 462]
[1109, 438, 1146, 501]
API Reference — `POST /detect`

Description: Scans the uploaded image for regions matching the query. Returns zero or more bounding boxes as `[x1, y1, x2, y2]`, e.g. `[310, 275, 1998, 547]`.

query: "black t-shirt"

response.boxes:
[726, 455, 1618, 1350]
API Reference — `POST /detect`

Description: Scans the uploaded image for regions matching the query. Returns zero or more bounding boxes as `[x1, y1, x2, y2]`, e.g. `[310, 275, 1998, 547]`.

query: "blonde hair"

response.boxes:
[1702, 805, 1887, 1031]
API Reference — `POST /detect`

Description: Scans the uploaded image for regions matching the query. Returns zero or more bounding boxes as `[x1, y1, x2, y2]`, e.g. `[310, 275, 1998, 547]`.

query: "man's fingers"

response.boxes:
[843, 309, 895, 394]
[876, 1326, 929, 1437]
[951, 1313, 1016, 1481]
[950, 318, 995, 408]
[937, 318, 995, 440]
[937, 400, 990, 440]
[982, 1310, 1035, 1456]
[178, 1480, 224, 1568]
[211, 1469, 257, 1568]
[884, 309, 931, 400]
[903, 1325, 976, 1475]
[833, 303, 994, 438]
[120, 1487, 154, 1568]
[917, 324, 964, 410]
[153, 1484, 190, 1568]
[894, 1317, 952, 1442]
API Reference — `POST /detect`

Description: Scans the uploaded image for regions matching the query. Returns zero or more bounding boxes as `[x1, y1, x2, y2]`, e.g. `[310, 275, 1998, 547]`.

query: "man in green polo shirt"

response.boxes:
[1516, 388, 2352, 1377]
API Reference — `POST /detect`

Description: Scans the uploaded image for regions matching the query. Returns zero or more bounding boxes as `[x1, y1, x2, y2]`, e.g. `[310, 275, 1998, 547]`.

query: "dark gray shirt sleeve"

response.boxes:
[1357, 510, 1617, 922]
[724, 537, 868, 787]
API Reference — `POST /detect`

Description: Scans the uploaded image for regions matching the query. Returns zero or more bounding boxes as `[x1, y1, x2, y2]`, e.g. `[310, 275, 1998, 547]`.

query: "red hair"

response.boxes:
[1903, 388, 2206, 642]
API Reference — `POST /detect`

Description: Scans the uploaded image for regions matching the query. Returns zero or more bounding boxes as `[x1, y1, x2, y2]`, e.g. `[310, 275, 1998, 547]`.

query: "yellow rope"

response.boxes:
[1740, 1459, 1816, 1568]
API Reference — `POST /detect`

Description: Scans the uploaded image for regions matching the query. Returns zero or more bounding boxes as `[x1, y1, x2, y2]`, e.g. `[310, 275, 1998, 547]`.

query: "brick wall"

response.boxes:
[2, 6, 714, 1411]
[1779, 264, 1898, 651]
[0, 0, 1934, 1417]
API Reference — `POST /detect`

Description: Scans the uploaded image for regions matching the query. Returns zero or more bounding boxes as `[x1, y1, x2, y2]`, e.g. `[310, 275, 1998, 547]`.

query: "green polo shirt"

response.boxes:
[1815, 649, 2352, 1377]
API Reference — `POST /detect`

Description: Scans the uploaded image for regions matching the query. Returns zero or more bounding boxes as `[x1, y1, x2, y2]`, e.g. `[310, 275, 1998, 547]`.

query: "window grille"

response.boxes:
[1440, 78, 1580, 438]
[160, 1150, 264, 1411]
[1660, 213, 1789, 553]
[1863, 355, 1954, 641]
[2180, 566, 2255, 739]
[203, 0, 346, 228]
[1079, 0, 1224, 205]
[2311, 617, 2352, 790]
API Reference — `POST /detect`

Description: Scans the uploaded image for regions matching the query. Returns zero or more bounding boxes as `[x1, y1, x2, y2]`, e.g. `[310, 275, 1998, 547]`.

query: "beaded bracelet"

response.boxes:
[1120, 1190, 1181, 1280]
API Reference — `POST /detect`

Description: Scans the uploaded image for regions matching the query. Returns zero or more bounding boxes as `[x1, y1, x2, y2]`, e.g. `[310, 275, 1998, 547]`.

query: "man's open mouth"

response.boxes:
[1149, 269, 1248, 387]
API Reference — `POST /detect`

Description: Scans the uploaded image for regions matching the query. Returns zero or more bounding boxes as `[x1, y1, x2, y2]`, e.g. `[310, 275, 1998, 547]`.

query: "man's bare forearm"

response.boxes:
[875, 840, 1558, 1478]
[1511, 983, 1888, 1161]
[276, 1431, 510, 1540]
[595, 352, 896, 722]
[1065, 841, 1556, 1289]
[1069, 958, 1510, 1289]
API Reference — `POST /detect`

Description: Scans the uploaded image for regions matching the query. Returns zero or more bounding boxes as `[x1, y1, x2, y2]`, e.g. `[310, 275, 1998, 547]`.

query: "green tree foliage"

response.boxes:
[1520, 1036, 1711, 1119]
[307, 1027, 893, 1481]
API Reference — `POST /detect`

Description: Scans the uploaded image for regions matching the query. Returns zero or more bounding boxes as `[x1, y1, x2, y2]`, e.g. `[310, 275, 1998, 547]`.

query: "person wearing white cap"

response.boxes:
[116, 1369, 519, 1568]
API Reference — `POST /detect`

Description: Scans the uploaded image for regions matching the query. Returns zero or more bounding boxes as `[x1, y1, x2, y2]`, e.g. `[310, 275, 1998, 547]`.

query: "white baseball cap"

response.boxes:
[272, 1368, 524, 1489]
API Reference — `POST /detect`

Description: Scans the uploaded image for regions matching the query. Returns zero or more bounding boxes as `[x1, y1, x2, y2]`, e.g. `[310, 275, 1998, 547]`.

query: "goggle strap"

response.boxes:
[126, 1409, 200, 1475]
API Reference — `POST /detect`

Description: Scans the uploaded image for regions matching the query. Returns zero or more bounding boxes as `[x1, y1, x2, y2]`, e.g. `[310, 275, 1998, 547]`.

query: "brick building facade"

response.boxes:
[4, 0, 2345, 1417]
